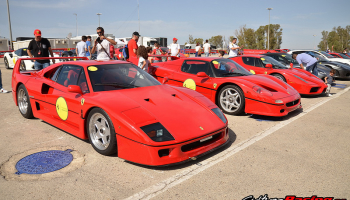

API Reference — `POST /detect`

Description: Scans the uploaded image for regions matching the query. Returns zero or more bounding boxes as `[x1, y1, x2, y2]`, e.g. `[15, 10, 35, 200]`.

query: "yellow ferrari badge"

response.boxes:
[81, 98, 85, 106]
[213, 83, 217, 89]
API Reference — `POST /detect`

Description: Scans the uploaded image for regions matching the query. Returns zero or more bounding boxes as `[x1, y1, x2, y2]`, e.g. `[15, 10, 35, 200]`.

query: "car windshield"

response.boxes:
[305, 52, 328, 62]
[338, 54, 350, 59]
[21, 49, 29, 56]
[282, 54, 299, 64]
[211, 59, 252, 77]
[320, 51, 335, 58]
[261, 56, 288, 69]
[88, 63, 161, 92]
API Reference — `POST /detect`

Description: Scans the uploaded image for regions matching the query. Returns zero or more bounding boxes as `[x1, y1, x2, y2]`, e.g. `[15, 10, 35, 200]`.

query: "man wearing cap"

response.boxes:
[169, 38, 180, 57]
[128, 31, 140, 65]
[27, 29, 55, 70]
[91, 27, 117, 61]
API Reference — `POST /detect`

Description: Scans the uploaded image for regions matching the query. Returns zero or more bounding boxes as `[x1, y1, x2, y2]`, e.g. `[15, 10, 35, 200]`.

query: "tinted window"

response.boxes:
[15, 49, 21, 56]
[21, 49, 29, 56]
[181, 60, 213, 76]
[254, 58, 264, 67]
[56, 65, 82, 87]
[77, 70, 89, 93]
[260, 56, 288, 69]
[211, 59, 252, 77]
[50, 66, 63, 81]
[242, 57, 255, 66]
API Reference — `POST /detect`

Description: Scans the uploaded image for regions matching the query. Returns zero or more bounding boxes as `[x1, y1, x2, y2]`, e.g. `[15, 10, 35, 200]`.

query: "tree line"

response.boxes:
[185, 24, 283, 50]
[318, 26, 350, 52]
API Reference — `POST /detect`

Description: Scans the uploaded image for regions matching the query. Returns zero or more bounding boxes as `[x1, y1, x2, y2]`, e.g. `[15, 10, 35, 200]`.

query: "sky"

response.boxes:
[0, 0, 349, 49]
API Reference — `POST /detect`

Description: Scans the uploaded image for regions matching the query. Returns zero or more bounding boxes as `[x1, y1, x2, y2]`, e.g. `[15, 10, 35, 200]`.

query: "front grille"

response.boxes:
[286, 99, 300, 107]
[310, 87, 320, 93]
[181, 132, 222, 152]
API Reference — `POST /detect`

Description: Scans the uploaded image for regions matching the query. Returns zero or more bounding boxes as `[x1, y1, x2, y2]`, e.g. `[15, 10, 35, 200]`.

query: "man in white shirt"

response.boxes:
[169, 38, 180, 57]
[76, 36, 88, 57]
[203, 40, 211, 57]
[91, 27, 117, 61]
[229, 38, 243, 58]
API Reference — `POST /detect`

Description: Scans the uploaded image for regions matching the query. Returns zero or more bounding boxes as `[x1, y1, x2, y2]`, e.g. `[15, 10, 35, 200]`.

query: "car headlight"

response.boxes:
[293, 75, 308, 83]
[252, 86, 272, 96]
[141, 122, 175, 142]
[211, 108, 227, 124]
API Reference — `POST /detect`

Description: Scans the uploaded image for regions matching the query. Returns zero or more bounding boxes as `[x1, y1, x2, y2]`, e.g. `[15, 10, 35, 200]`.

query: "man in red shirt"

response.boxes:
[152, 42, 164, 63]
[128, 31, 140, 65]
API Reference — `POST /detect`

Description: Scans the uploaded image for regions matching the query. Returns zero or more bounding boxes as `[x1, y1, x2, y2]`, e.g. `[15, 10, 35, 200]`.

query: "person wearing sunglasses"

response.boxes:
[91, 27, 116, 61]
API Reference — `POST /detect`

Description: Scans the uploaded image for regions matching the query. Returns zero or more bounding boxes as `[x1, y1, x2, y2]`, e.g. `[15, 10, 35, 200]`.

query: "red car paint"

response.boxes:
[12, 57, 229, 166]
[230, 55, 327, 95]
[150, 56, 302, 117]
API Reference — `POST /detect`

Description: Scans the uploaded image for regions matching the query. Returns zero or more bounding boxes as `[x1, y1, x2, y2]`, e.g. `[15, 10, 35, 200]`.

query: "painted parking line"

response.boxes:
[124, 86, 350, 200]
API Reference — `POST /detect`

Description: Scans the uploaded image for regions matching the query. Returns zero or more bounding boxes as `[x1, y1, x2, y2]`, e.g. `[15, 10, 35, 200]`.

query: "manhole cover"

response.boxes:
[15, 149, 73, 175]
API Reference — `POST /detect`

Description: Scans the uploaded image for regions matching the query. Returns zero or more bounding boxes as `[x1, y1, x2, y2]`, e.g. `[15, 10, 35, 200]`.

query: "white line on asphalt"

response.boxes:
[124, 87, 350, 200]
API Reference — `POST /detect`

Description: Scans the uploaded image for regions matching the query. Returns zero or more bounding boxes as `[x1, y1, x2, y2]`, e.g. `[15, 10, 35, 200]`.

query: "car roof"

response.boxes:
[240, 54, 263, 58]
[262, 53, 288, 56]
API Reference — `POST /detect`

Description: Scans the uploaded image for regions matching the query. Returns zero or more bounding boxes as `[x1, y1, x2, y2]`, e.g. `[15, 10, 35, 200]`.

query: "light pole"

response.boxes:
[267, 8, 273, 50]
[6, 0, 13, 50]
[97, 13, 102, 27]
[313, 35, 316, 50]
[73, 13, 78, 37]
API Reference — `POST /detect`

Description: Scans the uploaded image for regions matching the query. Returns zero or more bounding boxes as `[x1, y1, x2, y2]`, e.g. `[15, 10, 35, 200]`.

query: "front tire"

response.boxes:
[271, 74, 286, 82]
[218, 85, 245, 115]
[4, 57, 10, 69]
[86, 108, 118, 155]
[17, 84, 34, 119]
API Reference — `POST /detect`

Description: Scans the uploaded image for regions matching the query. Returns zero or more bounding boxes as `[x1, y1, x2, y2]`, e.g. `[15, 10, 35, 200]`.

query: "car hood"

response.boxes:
[94, 85, 225, 142]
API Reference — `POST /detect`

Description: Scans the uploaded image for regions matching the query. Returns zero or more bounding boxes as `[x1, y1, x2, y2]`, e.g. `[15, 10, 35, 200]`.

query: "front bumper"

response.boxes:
[116, 127, 229, 166]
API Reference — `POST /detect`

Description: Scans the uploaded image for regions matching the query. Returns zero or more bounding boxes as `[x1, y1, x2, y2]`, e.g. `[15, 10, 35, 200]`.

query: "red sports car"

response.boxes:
[150, 57, 301, 117]
[230, 55, 327, 95]
[12, 57, 229, 166]
[329, 53, 350, 59]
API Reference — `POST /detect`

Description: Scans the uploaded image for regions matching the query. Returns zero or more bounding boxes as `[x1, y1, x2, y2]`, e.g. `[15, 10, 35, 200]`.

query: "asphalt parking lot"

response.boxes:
[0, 60, 349, 200]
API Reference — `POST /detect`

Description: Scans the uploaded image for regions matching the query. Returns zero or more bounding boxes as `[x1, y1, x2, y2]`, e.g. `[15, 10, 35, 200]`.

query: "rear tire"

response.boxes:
[218, 85, 245, 115]
[86, 108, 118, 156]
[271, 74, 286, 82]
[17, 84, 34, 119]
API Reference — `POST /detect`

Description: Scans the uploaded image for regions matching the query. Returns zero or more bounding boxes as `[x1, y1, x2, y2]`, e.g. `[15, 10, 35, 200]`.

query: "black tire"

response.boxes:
[271, 73, 286, 82]
[17, 84, 34, 119]
[86, 108, 118, 156]
[217, 85, 245, 115]
[4, 57, 10, 69]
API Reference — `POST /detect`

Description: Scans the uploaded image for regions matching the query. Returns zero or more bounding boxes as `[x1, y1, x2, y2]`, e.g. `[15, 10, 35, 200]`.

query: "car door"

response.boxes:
[241, 56, 265, 74]
[171, 60, 213, 99]
[44, 64, 87, 131]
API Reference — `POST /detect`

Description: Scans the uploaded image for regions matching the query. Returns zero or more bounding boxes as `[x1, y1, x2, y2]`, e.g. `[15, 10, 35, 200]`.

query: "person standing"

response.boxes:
[169, 38, 180, 57]
[86, 36, 92, 59]
[203, 40, 211, 57]
[91, 27, 117, 61]
[343, 48, 348, 54]
[0, 69, 9, 93]
[292, 52, 318, 76]
[128, 31, 140, 65]
[152, 42, 164, 63]
[324, 69, 335, 97]
[27, 29, 55, 70]
[76, 35, 87, 57]
[195, 43, 202, 57]
[137, 46, 151, 73]
[228, 38, 243, 58]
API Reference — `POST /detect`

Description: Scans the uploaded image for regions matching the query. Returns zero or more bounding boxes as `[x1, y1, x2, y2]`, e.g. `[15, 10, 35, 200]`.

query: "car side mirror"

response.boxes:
[197, 72, 209, 77]
[265, 64, 273, 68]
[162, 77, 169, 84]
[290, 63, 293, 68]
[68, 85, 83, 95]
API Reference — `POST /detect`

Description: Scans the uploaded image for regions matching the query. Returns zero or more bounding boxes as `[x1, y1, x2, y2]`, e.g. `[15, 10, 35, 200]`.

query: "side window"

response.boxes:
[50, 65, 63, 81]
[181, 60, 212, 76]
[254, 58, 264, 67]
[77, 70, 89, 94]
[56, 65, 82, 87]
[242, 57, 255, 66]
[15, 49, 21, 56]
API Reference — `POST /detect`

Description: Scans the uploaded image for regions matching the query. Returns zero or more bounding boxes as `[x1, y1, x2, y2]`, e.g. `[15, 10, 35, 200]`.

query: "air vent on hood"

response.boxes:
[144, 98, 150, 102]
[172, 94, 176, 97]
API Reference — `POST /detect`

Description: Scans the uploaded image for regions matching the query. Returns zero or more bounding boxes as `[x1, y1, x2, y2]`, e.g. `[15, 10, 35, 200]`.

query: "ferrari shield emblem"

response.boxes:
[81, 98, 85, 105]
[213, 83, 217, 89]
[265, 71, 267, 74]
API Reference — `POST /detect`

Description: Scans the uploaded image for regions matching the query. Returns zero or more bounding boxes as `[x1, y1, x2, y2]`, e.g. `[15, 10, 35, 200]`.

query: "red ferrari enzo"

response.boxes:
[150, 57, 301, 117]
[12, 57, 229, 166]
[230, 55, 327, 95]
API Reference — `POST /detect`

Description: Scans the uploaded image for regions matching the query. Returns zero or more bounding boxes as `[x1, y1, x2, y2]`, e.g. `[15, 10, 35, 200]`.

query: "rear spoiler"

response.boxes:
[148, 55, 181, 60]
[13, 57, 88, 74]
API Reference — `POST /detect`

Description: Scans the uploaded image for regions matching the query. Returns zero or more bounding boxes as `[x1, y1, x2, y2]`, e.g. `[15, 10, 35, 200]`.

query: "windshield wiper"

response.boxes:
[222, 72, 248, 76]
[95, 82, 139, 88]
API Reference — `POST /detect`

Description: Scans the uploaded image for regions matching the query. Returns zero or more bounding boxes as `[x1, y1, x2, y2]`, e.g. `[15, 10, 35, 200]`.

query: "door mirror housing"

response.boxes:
[196, 72, 209, 77]
[265, 63, 273, 68]
[68, 85, 83, 95]
[289, 63, 293, 68]
[162, 77, 169, 84]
